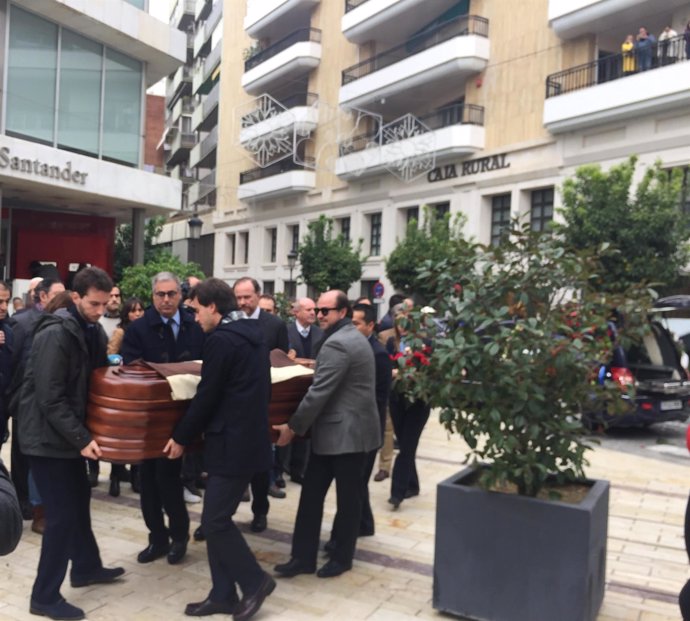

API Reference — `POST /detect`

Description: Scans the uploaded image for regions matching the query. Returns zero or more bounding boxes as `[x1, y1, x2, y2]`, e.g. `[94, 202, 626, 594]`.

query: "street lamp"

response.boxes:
[287, 250, 298, 290]
[188, 214, 203, 240]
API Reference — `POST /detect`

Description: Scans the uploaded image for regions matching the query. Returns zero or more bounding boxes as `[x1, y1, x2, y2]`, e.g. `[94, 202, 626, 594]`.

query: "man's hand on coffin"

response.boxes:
[163, 438, 184, 459]
[80, 440, 102, 460]
[273, 423, 295, 447]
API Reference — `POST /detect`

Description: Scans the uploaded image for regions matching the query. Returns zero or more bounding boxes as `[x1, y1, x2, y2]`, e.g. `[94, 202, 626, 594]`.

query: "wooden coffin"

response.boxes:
[87, 358, 313, 464]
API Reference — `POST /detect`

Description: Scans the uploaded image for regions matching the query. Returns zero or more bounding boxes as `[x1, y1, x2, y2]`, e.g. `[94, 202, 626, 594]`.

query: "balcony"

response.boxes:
[336, 103, 485, 180]
[339, 15, 489, 113]
[167, 96, 194, 128]
[244, 0, 320, 39]
[166, 65, 192, 105]
[195, 0, 212, 21]
[188, 170, 216, 207]
[171, 0, 195, 30]
[169, 163, 196, 183]
[192, 81, 220, 132]
[548, 0, 688, 40]
[168, 131, 196, 166]
[193, 41, 222, 95]
[242, 28, 322, 95]
[193, 0, 223, 56]
[240, 92, 318, 148]
[342, 0, 460, 45]
[544, 36, 690, 133]
[190, 126, 218, 169]
[238, 158, 316, 201]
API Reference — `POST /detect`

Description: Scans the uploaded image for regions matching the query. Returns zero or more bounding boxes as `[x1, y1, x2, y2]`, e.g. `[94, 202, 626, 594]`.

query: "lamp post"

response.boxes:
[287, 249, 298, 296]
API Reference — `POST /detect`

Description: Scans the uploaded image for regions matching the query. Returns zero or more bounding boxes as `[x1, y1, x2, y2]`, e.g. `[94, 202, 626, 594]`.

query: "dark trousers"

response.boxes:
[282, 439, 310, 479]
[202, 474, 265, 602]
[389, 396, 431, 501]
[10, 421, 30, 503]
[292, 451, 366, 567]
[140, 457, 189, 546]
[331, 448, 377, 543]
[29, 456, 102, 605]
[250, 469, 269, 517]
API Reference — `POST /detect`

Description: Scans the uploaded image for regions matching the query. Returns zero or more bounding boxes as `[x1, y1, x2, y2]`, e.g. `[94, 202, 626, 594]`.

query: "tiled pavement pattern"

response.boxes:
[1, 421, 688, 621]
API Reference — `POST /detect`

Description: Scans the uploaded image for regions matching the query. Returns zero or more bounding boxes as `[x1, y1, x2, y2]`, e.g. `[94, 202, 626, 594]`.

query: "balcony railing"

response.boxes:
[546, 33, 687, 98]
[166, 65, 192, 100]
[344, 0, 369, 12]
[241, 92, 318, 128]
[206, 0, 223, 37]
[197, 170, 216, 202]
[244, 28, 322, 71]
[339, 103, 484, 155]
[342, 15, 489, 84]
[199, 126, 218, 161]
[240, 157, 315, 184]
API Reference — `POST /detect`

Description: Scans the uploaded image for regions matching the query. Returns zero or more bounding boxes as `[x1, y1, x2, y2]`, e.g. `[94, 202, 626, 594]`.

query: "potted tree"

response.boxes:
[394, 224, 652, 621]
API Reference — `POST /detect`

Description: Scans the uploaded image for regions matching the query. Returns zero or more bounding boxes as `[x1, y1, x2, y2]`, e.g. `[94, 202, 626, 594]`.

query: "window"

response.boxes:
[239, 232, 249, 264]
[433, 202, 450, 220]
[267, 228, 277, 262]
[289, 224, 300, 252]
[360, 280, 378, 301]
[226, 233, 236, 265]
[530, 188, 554, 232]
[675, 167, 690, 215]
[491, 194, 511, 246]
[6, 6, 142, 165]
[263, 280, 275, 295]
[406, 206, 420, 226]
[284, 280, 297, 299]
[369, 212, 382, 256]
[339, 217, 351, 243]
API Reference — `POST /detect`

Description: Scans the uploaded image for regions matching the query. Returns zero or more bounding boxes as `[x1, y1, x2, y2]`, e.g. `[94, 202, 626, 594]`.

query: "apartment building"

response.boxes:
[192, 0, 690, 303]
[156, 0, 222, 275]
[0, 0, 185, 287]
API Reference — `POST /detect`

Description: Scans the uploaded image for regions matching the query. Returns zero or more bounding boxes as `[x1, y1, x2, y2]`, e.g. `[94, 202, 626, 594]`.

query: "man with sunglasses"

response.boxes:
[273, 290, 380, 579]
[121, 272, 205, 567]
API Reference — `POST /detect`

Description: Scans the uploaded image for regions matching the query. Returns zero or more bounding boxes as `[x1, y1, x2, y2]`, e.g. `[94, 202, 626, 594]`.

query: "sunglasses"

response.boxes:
[316, 307, 340, 315]
[154, 290, 179, 299]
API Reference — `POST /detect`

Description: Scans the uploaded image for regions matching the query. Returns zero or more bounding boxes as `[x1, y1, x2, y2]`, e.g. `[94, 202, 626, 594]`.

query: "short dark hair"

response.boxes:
[233, 277, 260, 294]
[189, 278, 237, 315]
[0, 281, 10, 294]
[260, 293, 276, 304]
[72, 267, 113, 297]
[334, 291, 351, 317]
[353, 303, 376, 325]
[33, 278, 62, 304]
[388, 293, 405, 311]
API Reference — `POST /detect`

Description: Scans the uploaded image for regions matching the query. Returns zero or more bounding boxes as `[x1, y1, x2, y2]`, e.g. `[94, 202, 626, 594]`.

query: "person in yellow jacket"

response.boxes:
[622, 34, 636, 75]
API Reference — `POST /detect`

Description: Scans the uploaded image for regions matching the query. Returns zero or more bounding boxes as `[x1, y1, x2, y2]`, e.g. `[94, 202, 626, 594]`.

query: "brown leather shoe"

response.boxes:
[31, 505, 45, 535]
[373, 469, 389, 482]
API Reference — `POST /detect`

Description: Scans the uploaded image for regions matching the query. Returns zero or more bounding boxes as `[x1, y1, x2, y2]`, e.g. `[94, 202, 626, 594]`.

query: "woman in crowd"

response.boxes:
[105, 297, 144, 497]
[621, 34, 636, 75]
[385, 301, 431, 510]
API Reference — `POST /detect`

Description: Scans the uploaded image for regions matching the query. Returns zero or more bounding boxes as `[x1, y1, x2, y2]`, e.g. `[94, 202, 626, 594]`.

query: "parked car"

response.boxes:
[585, 296, 690, 429]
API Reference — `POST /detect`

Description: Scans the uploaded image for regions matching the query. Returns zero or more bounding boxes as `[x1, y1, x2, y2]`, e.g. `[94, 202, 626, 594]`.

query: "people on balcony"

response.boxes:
[621, 34, 636, 75]
[658, 26, 678, 66]
[635, 27, 656, 71]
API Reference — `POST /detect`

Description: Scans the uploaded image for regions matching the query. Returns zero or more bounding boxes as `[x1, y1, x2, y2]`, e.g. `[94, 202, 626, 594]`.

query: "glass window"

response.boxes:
[433, 202, 450, 219]
[406, 207, 419, 226]
[290, 225, 300, 252]
[268, 228, 277, 263]
[369, 212, 382, 256]
[491, 194, 511, 246]
[263, 280, 275, 295]
[240, 232, 249, 264]
[339, 217, 351, 243]
[530, 188, 554, 232]
[103, 49, 142, 165]
[58, 30, 103, 156]
[7, 6, 58, 144]
[226, 233, 236, 265]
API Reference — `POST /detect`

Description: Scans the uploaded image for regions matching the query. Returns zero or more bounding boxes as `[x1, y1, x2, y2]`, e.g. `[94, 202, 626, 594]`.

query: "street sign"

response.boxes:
[372, 281, 385, 299]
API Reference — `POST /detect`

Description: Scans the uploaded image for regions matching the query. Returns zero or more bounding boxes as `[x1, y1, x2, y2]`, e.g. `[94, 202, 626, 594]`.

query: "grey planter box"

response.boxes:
[433, 466, 609, 621]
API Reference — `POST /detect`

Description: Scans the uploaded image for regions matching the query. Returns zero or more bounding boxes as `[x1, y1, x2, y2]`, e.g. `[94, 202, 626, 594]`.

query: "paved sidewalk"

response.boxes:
[1, 420, 688, 621]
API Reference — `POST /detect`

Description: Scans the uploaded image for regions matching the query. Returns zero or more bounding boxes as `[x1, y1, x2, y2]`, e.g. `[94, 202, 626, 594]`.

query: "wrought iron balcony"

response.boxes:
[241, 92, 318, 128]
[244, 28, 322, 71]
[342, 15, 488, 84]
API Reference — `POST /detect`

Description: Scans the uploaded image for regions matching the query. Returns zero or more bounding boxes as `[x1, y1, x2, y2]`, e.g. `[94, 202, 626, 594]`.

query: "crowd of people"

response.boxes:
[0, 269, 430, 621]
[620, 24, 690, 75]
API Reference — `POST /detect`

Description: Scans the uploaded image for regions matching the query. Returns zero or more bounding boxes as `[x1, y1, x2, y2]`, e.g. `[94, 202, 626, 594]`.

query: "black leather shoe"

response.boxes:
[193, 526, 205, 542]
[234, 573, 276, 621]
[71, 566, 125, 588]
[30, 597, 84, 620]
[108, 478, 120, 498]
[274, 558, 315, 577]
[184, 597, 237, 617]
[137, 543, 169, 564]
[317, 559, 351, 578]
[168, 537, 189, 564]
[250, 515, 267, 533]
[388, 496, 402, 510]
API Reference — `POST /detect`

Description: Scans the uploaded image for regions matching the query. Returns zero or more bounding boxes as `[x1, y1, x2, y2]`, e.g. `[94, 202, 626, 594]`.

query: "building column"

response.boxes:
[132, 208, 145, 266]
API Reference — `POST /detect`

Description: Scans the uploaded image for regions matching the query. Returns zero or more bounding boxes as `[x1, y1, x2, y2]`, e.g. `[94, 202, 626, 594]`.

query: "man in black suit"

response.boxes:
[233, 278, 289, 531]
[165, 278, 275, 620]
[121, 272, 205, 566]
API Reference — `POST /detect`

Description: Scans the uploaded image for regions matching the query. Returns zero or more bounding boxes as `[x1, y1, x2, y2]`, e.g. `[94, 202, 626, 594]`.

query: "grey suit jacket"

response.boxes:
[289, 322, 380, 455]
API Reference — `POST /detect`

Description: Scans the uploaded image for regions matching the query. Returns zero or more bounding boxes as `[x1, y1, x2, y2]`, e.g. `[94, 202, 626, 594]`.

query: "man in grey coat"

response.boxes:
[273, 290, 380, 579]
